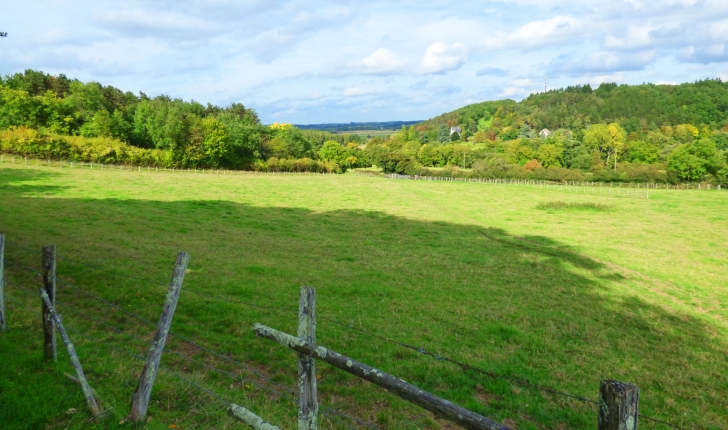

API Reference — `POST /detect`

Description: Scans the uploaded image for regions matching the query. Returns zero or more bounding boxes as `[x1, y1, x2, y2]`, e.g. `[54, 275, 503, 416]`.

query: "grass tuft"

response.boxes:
[536, 201, 613, 211]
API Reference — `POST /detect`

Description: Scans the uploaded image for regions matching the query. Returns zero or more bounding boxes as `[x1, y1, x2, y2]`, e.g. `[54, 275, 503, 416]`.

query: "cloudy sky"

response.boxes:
[2, 0, 728, 124]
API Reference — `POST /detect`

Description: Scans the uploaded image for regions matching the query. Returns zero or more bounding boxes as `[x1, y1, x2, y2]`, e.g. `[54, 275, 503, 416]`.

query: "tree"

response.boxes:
[319, 140, 345, 162]
[536, 144, 564, 167]
[0, 86, 36, 129]
[626, 141, 659, 163]
[437, 125, 449, 143]
[584, 123, 626, 170]
[201, 117, 231, 167]
[667, 139, 724, 181]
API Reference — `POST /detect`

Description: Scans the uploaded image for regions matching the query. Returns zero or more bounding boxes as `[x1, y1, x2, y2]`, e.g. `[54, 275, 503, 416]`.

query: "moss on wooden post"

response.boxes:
[128, 251, 190, 422]
[599, 380, 639, 430]
[42, 245, 57, 361]
[298, 286, 317, 429]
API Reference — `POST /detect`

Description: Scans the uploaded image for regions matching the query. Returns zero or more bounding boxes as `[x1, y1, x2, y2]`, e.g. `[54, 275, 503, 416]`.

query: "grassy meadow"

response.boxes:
[0, 162, 727, 429]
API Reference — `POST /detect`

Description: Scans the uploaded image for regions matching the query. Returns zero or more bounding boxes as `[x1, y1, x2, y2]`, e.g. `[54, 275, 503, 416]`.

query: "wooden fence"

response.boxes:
[0, 234, 660, 430]
[247, 285, 641, 430]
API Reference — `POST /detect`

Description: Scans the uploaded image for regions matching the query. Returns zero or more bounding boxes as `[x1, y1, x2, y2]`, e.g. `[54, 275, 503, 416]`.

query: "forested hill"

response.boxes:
[421, 80, 728, 136]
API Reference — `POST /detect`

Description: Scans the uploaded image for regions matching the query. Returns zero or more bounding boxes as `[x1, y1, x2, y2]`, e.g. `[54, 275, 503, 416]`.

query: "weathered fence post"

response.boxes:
[39, 288, 102, 417]
[298, 287, 317, 429]
[598, 380, 639, 430]
[42, 245, 57, 361]
[228, 404, 281, 430]
[128, 251, 190, 422]
[0, 233, 5, 332]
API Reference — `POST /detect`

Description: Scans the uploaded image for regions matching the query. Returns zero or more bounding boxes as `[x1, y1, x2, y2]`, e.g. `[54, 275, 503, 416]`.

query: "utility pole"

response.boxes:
[544, 76, 548, 93]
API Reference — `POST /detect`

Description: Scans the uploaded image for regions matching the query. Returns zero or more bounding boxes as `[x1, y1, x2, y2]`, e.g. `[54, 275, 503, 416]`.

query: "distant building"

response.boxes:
[539, 128, 552, 139]
[450, 126, 461, 136]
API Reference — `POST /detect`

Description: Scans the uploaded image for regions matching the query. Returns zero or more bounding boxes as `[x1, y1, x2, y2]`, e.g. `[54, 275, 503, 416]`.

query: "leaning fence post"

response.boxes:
[298, 286, 317, 429]
[0, 233, 5, 332]
[128, 251, 190, 422]
[39, 288, 102, 416]
[42, 245, 57, 361]
[228, 404, 281, 430]
[599, 380, 639, 430]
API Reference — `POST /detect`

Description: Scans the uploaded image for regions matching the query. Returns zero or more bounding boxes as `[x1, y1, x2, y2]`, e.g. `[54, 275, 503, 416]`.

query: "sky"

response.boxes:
[2, 0, 728, 124]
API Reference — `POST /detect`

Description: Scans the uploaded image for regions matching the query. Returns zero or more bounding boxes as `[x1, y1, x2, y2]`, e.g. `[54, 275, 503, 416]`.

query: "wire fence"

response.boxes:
[0, 154, 340, 177]
[380, 172, 725, 193]
[3, 153, 724, 194]
[1, 246, 693, 429]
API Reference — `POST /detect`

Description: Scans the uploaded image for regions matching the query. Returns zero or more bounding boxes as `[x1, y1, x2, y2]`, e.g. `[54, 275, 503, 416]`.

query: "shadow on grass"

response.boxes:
[0, 167, 724, 430]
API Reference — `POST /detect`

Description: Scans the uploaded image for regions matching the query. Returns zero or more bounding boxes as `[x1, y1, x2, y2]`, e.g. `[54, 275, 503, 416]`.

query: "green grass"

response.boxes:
[0, 162, 727, 429]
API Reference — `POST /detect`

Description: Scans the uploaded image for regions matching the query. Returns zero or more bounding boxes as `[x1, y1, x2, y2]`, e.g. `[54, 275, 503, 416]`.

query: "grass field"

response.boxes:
[0, 163, 727, 429]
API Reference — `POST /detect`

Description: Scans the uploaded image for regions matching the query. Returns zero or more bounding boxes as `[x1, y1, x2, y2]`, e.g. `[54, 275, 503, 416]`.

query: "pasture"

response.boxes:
[0, 163, 726, 429]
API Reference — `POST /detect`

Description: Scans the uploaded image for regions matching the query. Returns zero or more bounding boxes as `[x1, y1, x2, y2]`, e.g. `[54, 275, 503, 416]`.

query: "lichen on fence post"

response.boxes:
[298, 286, 318, 429]
[228, 403, 281, 430]
[598, 380, 639, 430]
[128, 251, 190, 422]
[42, 244, 57, 361]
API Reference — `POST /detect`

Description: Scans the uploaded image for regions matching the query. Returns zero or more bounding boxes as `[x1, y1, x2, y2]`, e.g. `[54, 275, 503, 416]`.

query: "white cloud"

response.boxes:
[342, 86, 374, 96]
[355, 49, 409, 75]
[604, 25, 655, 49]
[419, 42, 468, 74]
[93, 9, 218, 40]
[481, 15, 583, 51]
[551, 50, 657, 75]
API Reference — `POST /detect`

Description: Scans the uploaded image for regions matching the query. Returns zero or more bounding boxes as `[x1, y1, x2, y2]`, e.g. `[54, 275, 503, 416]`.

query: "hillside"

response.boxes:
[419, 79, 728, 135]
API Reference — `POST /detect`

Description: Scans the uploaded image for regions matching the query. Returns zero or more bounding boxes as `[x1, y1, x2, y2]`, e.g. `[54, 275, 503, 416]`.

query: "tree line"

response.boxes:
[371, 80, 728, 183]
[1, 69, 727, 183]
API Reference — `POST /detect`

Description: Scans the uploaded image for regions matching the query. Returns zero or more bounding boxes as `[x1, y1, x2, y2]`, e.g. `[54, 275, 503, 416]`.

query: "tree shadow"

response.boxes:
[0, 167, 724, 429]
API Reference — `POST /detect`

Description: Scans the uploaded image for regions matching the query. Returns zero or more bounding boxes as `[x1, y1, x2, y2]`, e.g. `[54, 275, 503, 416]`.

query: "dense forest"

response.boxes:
[1, 69, 727, 183]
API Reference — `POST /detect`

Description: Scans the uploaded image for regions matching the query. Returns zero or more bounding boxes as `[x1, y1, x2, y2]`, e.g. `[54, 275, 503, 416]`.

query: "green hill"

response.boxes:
[420, 80, 728, 135]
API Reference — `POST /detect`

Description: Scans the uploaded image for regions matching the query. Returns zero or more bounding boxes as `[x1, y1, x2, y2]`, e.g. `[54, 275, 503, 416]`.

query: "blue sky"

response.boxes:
[2, 0, 728, 124]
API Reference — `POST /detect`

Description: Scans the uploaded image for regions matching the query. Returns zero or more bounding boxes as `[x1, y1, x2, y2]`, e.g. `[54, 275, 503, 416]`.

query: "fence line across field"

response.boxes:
[1, 153, 724, 192]
[0, 238, 694, 429]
